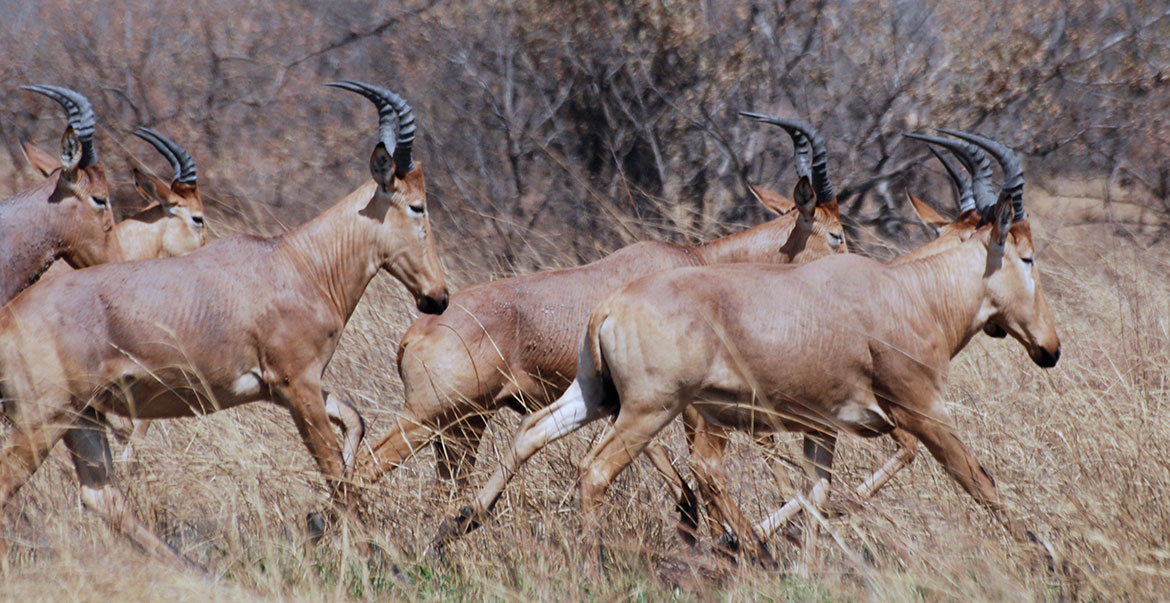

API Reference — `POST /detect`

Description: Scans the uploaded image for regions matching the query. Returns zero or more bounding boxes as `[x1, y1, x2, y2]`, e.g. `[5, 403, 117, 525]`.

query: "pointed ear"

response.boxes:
[905, 190, 947, 235]
[792, 176, 816, 222]
[20, 138, 59, 177]
[749, 184, 797, 215]
[59, 126, 82, 175]
[369, 142, 395, 190]
[133, 168, 174, 207]
[990, 196, 1013, 246]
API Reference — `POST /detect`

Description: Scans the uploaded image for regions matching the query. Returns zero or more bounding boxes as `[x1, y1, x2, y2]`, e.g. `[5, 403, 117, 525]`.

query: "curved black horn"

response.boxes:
[133, 127, 197, 185]
[740, 111, 834, 204]
[938, 129, 1025, 221]
[22, 84, 98, 168]
[904, 132, 979, 215]
[902, 132, 995, 213]
[326, 79, 416, 177]
[929, 146, 975, 215]
[740, 111, 811, 182]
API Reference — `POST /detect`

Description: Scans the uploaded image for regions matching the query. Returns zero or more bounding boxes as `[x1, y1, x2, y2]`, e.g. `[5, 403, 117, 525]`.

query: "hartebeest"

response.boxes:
[0, 85, 120, 303]
[434, 134, 1060, 568]
[0, 80, 447, 570]
[671, 129, 1019, 553]
[30, 128, 368, 469]
[353, 118, 846, 530]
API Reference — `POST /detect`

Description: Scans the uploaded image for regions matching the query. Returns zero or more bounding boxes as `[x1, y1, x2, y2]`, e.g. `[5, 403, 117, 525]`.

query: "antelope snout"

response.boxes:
[1032, 344, 1061, 368]
[417, 290, 449, 315]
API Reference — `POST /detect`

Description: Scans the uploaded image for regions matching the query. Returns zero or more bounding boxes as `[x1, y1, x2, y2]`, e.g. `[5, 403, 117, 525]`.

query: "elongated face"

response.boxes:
[367, 146, 448, 314]
[55, 127, 118, 267]
[983, 217, 1060, 368]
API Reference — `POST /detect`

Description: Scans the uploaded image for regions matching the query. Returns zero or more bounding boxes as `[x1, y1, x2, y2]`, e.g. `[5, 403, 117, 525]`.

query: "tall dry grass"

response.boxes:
[2, 178, 1168, 601]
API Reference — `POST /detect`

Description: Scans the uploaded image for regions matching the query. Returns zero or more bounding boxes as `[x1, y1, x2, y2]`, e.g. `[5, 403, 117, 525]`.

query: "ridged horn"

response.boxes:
[902, 132, 995, 213]
[740, 111, 835, 204]
[938, 129, 1025, 221]
[133, 127, 197, 185]
[21, 84, 98, 168]
[326, 79, 416, 177]
[904, 132, 978, 214]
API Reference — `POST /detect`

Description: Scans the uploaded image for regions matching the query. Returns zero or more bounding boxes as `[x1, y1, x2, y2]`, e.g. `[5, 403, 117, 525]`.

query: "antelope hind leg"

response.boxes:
[63, 408, 204, 573]
[577, 404, 682, 574]
[0, 404, 76, 563]
[431, 412, 488, 488]
[431, 379, 611, 550]
[641, 439, 703, 547]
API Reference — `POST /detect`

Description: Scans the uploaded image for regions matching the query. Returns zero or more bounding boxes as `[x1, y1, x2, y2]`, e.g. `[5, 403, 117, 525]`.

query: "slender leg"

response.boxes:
[577, 404, 681, 571]
[323, 391, 365, 477]
[356, 415, 445, 488]
[0, 403, 74, 561]
[431, 379, 611, 548]
[275, 379, 348, 517]
[684, 408, 775, 565]
[63, 407, 203, 572]
[641, 440, 703, 547]
[855, 428, 918, 500]
[797, 432, 835, 567]
[889, 403, 1032, 543]
[432, 413, 488, 488]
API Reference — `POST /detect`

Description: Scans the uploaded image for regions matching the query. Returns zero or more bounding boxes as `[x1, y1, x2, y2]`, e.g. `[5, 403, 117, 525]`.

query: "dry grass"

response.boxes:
[2, 178, 1169, 601]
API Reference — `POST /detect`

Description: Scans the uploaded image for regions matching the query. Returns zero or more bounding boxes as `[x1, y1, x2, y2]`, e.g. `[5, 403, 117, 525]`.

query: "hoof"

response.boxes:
[306, 512, 327, 544]
[430, 506, 480, 554]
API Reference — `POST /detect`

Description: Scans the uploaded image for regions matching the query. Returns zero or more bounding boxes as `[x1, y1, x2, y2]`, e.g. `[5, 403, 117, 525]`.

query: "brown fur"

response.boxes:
[354, 179, 844, 505]
[440, 196, 1060, 568]
[0, 147, 447, 570]
[0, 129, 120, 303]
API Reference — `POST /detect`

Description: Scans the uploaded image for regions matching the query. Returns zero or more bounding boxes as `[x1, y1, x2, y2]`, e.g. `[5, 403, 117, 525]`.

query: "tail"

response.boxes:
[579, 302, 620, 416]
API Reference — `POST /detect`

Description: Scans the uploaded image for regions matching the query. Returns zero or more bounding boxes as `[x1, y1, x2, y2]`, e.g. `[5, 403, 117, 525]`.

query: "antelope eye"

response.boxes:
[828, 232, 844, 247]
[91, 196, 108, 207]
[1021, 257, 1034, 265]
[408, 204, 425, 215]
[192, 216, 205, 227]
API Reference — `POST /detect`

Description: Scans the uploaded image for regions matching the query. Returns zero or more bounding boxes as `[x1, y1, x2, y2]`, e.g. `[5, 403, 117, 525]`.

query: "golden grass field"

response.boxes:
[1, 177, 1168, 601]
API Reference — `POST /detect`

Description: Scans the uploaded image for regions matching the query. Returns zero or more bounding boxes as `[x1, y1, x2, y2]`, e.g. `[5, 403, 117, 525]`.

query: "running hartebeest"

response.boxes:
[1, 86, 120, 303]
[0, 80, 447, 570]
[434, 134, 1060, 569]
[352, 117, 846, 538]
[668, 129, 1023, 557]
[24, 128, 369, 470]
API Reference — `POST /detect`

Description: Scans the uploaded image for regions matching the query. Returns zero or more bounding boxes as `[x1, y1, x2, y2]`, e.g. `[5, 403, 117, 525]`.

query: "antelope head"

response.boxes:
[741, 112, 847, 262]
[950, 130, 1060, 368]
[21, 85, 119, 267]
[128, 127, 206, 257]
[327, 80, 448, 315]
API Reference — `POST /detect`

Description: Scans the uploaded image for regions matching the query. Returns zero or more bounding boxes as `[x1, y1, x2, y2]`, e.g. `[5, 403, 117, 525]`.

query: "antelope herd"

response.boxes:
[0, 82, 1061, 575]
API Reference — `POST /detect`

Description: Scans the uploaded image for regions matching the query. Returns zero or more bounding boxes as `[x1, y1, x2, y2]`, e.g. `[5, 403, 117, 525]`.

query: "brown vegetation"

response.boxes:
[2, 0, 1169, 599]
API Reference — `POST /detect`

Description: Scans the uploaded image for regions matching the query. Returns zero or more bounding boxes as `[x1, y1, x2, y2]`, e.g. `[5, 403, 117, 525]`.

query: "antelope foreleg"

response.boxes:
[641, 439, 702, 546]
[278, 380, 350, 523]
[684, 409, 775, 566]
[323, 391, 365, 478]
[893, 405, 1035, 546]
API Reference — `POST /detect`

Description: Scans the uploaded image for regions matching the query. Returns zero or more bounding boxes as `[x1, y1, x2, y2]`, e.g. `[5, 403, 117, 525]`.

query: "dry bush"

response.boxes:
[3, 0, 1170, 600]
